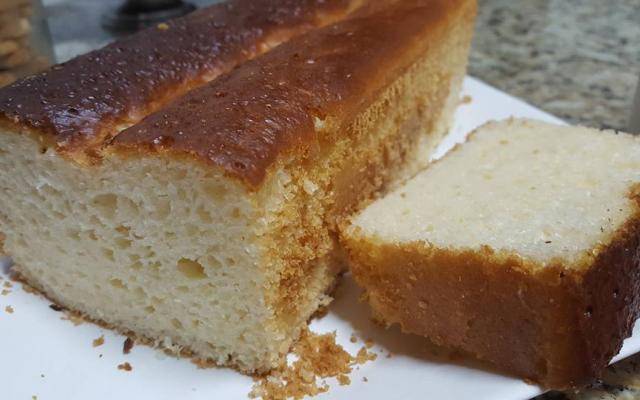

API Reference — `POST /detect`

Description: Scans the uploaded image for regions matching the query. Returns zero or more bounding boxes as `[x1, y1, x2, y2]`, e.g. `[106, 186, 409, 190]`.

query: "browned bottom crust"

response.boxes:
[343, 197, 640, 389]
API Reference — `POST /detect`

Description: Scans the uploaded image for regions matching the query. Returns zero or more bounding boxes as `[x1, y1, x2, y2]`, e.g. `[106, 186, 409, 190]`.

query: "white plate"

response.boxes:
[2, 77, 638, 400]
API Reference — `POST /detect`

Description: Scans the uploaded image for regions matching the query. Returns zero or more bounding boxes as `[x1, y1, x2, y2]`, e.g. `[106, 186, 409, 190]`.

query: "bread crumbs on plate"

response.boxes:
[355, 347, 377, 364]
[93, 335, 105, 347]
[61, 312, 84, 326]
[123, 337, 134, 354]
[337, 374, 350, 386]
[5, 305, 13, 314]
[117, 362, 133, 372]
[249, 328, 377, 400]
[1, 289, 9, 295]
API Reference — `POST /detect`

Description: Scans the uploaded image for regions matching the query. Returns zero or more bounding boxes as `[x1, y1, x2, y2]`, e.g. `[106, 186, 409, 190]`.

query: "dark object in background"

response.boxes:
[102, 0, 196, 34]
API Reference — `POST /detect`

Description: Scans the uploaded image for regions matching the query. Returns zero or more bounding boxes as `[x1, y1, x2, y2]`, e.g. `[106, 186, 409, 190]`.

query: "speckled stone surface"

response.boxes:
[36, 0, 640, 398]
[470, 0, 640, 131]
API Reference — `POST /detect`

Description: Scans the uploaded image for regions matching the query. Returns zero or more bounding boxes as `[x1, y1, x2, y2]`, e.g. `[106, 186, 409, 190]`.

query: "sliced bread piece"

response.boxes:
[0, 0, 476, 373]
[342, 118, 640, 388]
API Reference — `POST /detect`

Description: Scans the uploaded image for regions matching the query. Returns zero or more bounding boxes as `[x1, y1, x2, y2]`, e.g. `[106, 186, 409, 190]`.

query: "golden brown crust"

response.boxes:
[0, 0, 358, 159]
[342, 189, 640, 389]
[110, 0, 474, 187]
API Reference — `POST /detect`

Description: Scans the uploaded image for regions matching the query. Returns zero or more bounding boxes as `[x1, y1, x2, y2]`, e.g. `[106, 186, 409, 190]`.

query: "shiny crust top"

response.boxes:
[0, 0, 357, 154]
[112, 0, 474, 186]
[0, 0, 475, 187]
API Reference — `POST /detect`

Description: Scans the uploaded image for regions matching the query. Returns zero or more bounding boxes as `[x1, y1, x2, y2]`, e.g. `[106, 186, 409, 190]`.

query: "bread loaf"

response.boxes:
[0, 0, 476, 372]
[342, 119, 640, 388]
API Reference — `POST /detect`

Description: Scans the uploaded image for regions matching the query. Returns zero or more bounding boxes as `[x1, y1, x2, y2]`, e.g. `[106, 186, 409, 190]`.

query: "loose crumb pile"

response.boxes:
[249, 328, 377, 400]
[5, 305, 13, 314]
[92, 335, 105, 347]
[117, 362, 133, 372]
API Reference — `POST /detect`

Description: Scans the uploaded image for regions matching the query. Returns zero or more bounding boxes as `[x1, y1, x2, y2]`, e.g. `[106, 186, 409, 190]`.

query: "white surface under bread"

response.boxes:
[3, 77, 639, 400]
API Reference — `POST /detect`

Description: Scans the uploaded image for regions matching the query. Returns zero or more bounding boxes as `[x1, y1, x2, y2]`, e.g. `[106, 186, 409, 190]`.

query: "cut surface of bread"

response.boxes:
[342, 118, 640, 388]
[0, 0, 476, 372]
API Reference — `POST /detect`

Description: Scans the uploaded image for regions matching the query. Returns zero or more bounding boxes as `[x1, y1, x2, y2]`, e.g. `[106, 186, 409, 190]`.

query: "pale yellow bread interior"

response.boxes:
[350, 119, 640, 268]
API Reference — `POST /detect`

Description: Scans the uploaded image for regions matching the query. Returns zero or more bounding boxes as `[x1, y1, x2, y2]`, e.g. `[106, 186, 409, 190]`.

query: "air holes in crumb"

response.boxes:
[115, 237, 131, 249]
[226, 257, 236, 267]
[102, 248, 115, 262]
[204, 184, 227, 202]
[192, 320, 201, 328]
[92, 194, 118, 218]
[205, 255, 222, 269]
[39, 147, 47, 154]
[176, 285, 189, 293]
[110, 278, 126, 289]
[115, 225, 130, 235]
[117, 197, 138, 217]
[171, 318, 183, 329]
[145, 305, 155, 314]
[133, 287, 145, 299]
[231, 208, 241, 219]
[177, 258, 207, 279]
[154, 197, 171, 220]
[196, 206, 213, 223]
[130, 261, 142, 270]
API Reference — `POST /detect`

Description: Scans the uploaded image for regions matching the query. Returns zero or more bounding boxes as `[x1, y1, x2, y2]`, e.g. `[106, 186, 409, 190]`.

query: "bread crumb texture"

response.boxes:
[123, 337, 134, 354]
[249, 328, 376, 400]
[117, 362, 133, 372]
[92, 335, 105, 347]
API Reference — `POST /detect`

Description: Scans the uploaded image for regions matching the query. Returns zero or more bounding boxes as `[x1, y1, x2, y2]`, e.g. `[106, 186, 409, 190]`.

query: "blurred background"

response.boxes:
[2, 0, 640, 398]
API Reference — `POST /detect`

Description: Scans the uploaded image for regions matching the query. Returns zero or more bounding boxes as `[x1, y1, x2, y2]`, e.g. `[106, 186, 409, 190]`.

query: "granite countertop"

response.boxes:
[471, 0, 640, 131]
[39, 0, 640, 399]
